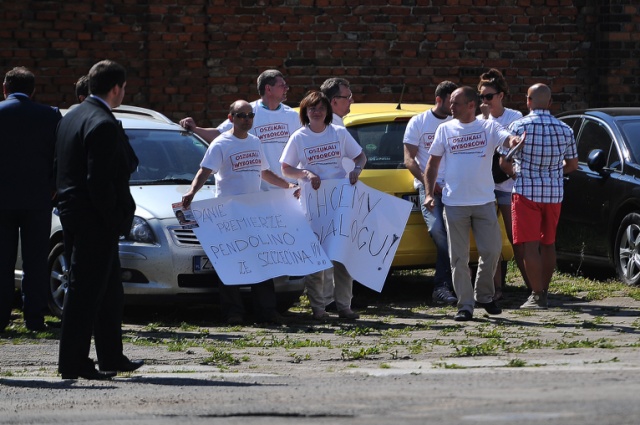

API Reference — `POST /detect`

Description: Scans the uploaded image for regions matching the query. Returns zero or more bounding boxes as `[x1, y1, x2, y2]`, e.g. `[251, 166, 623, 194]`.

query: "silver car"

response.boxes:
[14, 106, 304, 317]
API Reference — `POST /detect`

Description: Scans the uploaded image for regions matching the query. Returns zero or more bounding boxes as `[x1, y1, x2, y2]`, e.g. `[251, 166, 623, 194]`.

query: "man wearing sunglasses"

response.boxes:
[180, 69, 300, 191]
[182, 100, 295, 325]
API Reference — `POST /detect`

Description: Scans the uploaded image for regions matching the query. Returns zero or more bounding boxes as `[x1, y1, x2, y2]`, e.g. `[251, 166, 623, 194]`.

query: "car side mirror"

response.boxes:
[587, 149, 606, 173]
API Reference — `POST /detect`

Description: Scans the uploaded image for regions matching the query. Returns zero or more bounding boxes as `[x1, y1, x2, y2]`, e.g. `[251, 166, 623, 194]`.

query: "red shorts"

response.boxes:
[511, 193, 561, 245]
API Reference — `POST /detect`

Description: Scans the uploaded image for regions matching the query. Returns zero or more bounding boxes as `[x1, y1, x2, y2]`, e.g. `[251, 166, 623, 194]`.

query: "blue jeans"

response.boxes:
[418, 185, 452, 289]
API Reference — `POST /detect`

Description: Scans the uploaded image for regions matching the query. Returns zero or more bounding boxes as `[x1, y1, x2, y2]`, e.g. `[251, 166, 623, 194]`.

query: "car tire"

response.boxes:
[614, 213, 640, 286]
[47, 242, 69, 318]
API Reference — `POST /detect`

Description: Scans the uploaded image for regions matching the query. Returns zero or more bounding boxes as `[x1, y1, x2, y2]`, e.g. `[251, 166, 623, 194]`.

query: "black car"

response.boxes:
[556, 108, 640, 285]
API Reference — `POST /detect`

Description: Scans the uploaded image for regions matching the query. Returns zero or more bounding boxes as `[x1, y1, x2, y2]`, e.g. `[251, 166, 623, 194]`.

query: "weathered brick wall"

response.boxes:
[0, 0, 637, 126]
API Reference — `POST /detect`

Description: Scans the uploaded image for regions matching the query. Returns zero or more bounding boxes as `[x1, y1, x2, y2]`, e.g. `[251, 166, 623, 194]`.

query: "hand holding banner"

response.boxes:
[189, 189, 332, 285]
[300, 179, 413, 292]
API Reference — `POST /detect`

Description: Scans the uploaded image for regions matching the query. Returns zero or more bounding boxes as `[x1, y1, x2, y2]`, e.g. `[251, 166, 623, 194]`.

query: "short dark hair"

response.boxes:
[435, 81, 458, 100]
[3, 67, 35, 96]
[88, 60, 126, 96]
[257, 69, 283, 96]
[320, 77, 350, 100]
[75, 75, 89, 100]
[298, 91, 333, 127]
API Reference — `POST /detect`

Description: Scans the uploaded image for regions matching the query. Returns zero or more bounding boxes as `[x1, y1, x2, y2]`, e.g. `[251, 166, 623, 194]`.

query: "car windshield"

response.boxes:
[347, 121, 408, 169]
[618, 118, 640, 164]
[127, 129, 214, 185]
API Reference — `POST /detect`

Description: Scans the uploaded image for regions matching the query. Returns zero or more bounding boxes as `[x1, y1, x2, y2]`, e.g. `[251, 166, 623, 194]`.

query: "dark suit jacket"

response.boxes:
[0, 93, 62, 209]
[55, 97, 138, 236]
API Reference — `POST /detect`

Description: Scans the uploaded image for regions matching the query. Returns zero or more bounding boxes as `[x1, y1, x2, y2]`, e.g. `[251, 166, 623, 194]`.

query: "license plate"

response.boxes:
[193, 256, 215, 273]
[402, 194, 421, 212]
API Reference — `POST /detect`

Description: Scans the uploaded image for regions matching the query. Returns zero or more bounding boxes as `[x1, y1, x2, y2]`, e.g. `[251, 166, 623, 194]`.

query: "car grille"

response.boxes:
[169, 226, 201, 246]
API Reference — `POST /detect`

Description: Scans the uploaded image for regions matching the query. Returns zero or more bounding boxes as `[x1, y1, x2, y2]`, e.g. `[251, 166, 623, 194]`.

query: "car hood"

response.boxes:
[130, 184, 216, 220]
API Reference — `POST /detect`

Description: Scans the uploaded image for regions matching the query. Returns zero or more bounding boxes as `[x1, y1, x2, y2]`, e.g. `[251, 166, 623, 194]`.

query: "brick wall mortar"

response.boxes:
[0, 0, 637, 124]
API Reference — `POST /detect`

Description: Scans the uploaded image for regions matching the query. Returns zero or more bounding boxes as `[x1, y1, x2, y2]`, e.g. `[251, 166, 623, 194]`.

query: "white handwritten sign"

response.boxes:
[300, 179, 412, 292]
[190, 189, 332, 285]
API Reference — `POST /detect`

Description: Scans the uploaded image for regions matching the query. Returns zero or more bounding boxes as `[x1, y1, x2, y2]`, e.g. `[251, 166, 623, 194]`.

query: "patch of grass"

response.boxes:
[555, 338, 616, 349]
[379, 363, 391, 369]
[202, 347, 241, 366]
[341, 346, 381, 360]
[434, 362, 466, 369]
[452, 339, 506, 357]
[505, 358, 527, 367]
[335, 326, 376, 337]
[439, 326, 463, 336]
[508, 338, 549, 353]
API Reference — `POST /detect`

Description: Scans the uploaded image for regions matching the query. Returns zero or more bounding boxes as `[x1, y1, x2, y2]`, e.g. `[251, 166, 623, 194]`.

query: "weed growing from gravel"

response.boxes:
[341, 347, 381, 360]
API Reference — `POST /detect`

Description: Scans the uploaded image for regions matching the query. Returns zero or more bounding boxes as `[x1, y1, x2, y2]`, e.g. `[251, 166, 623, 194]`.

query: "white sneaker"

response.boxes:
[520, 292, 548, 309]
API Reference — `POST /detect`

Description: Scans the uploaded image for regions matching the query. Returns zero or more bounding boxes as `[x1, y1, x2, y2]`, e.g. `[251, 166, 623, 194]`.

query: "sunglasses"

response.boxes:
[232, 112, 255, 119]
[478, 92, 501, 101]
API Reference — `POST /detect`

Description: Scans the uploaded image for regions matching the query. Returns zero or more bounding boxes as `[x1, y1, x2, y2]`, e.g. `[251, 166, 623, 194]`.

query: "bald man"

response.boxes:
[507, 84, 578, 309]
[182, 100, 296, 325]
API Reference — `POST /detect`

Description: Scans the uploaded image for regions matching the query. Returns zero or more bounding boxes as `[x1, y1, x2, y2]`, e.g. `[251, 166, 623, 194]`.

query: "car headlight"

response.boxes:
[124, 216, 156, 244]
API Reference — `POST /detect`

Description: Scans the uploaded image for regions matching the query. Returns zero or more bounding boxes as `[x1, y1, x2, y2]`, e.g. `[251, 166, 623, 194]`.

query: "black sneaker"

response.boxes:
[476, 300, 502, 315]
[432, 287, 458, 306]
[454, 310, 473, 321]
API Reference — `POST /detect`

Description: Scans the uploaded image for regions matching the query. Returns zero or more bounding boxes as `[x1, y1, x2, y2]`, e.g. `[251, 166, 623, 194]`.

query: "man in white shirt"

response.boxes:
[180, 69, 301, 190]
[403, 81, 458, 306]
[320, 77, 353, 127]
[182, 100, 295, 325]
[424, 87, 518, 322]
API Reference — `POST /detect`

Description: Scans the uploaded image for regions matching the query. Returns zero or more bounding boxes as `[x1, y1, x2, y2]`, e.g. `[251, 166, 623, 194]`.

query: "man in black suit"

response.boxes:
[0, 67, 61, 332]
[56, 60, 143, 380]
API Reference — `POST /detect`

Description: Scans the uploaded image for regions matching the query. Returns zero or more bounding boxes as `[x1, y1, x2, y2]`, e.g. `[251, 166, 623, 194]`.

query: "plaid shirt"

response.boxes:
[508, 109, 577, 203]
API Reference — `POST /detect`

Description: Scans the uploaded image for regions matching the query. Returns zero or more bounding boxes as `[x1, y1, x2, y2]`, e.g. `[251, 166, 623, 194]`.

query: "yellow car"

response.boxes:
[343, 103, 514, 269]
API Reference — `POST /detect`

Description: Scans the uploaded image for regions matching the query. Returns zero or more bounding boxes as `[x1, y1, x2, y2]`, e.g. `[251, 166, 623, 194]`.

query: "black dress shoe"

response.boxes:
[476, 300, 502, 315]
[100, 357, 144, 373]
[454, 310, 473, 322]
[61, 367, 117, 380]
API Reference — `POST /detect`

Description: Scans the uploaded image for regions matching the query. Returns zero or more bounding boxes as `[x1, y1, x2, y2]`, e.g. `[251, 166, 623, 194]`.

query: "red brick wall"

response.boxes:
[1, 0, 638, 126]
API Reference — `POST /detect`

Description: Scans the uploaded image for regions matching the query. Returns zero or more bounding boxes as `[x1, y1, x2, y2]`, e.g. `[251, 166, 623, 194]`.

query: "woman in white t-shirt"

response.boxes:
[281, 91, 367, 321]
[477, 69, 527, 300]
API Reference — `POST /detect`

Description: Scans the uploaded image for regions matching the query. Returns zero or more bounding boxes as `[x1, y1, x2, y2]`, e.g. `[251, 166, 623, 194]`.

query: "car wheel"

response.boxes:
[47, 242, 69, 318]
[614, 213, 640, 286]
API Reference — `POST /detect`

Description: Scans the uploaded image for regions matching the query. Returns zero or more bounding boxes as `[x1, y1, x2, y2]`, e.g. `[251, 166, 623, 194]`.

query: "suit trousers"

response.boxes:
[0, 209, 51, 329]
[443, 202, 501, 313]
[58, 213, 125, 373]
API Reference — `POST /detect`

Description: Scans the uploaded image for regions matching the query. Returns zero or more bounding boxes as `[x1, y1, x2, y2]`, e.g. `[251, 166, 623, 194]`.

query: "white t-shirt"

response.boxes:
[429, 118, 512, 206]
[217, 100, 302, 189]
[403, 110, 452, 189]
[200, 132, 268, 197]
[332, 113, 345, 127]
[280, 124, 363, 180]
[477, 108, 523, 192]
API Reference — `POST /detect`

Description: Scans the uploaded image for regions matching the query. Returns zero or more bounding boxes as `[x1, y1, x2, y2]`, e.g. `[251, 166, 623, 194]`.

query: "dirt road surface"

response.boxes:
[2, 282, 640, 425]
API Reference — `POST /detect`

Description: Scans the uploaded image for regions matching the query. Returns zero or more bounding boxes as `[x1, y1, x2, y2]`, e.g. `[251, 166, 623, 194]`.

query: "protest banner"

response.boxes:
[300, 179, 412, 292]
[189, 189, 332, 285]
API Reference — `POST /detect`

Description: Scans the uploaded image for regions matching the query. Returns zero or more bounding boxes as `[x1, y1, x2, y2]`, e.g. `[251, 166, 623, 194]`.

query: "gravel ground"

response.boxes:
[1, 279, 640, 424]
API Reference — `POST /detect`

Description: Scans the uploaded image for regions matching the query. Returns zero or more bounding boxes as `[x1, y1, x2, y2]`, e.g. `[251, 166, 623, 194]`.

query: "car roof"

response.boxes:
[342, 103, 433, 126]
[557, 108, 640, 119]
[61, 104, 182, 131]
